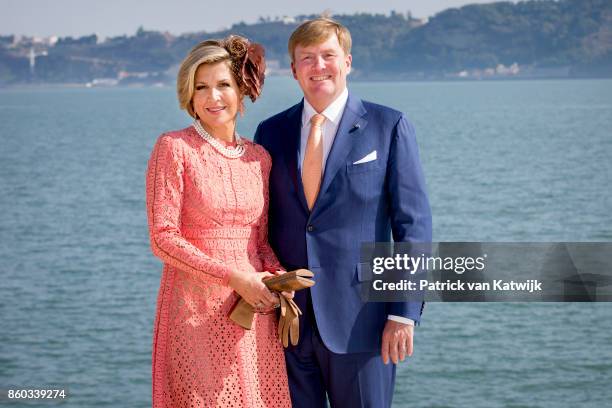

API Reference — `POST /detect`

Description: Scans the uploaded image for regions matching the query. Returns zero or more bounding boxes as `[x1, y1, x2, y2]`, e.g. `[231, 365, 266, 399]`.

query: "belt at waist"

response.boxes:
[181, 226, 258, 240]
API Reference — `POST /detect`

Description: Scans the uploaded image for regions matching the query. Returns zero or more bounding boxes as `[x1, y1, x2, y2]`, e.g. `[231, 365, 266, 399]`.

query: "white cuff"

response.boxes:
[387, 315, 415, 326]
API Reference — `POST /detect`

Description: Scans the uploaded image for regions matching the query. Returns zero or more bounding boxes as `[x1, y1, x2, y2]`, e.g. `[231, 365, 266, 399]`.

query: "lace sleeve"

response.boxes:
[146, 134, 234, 286]
[257, 149, 285, 273]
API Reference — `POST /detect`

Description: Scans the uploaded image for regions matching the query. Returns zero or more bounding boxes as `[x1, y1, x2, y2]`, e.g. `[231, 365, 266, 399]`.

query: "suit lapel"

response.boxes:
[319, 94, 368, 198]
[284, 100, 309, 212]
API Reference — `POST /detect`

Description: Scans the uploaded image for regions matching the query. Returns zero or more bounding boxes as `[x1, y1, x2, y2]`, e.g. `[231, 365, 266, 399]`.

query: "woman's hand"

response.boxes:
[228, 270, 279, 310]
[281, 290, 294, 299]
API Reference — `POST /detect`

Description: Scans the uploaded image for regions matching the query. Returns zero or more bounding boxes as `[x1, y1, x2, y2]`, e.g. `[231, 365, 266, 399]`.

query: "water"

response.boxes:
[0, 78, 611, 407]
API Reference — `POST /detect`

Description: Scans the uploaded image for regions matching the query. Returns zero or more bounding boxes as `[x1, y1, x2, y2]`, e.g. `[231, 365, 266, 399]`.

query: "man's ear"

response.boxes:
[346, 54, 352, 75]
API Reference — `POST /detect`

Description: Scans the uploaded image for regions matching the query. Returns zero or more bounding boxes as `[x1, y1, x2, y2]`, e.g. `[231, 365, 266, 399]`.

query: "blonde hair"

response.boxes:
[288, 17, 352, 62]
[177, 35, 266, 118]
[177, 40, 232, 118]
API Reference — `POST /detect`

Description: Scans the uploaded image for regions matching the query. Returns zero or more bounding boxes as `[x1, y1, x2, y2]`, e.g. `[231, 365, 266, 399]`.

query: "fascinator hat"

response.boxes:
[223, 35, 266, 102]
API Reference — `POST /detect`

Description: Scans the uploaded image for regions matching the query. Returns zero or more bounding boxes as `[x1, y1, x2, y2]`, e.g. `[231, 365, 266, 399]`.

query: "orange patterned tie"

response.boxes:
[302, 114, 326, 210]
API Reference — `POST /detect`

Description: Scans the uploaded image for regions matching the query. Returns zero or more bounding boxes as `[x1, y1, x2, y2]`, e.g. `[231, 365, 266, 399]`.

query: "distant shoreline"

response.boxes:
[2, 74, 611, 91]
[3, 1, 610, 88]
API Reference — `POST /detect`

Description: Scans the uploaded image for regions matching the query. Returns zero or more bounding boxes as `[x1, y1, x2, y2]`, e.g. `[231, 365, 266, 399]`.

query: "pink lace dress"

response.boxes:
[146, 126, 291, 408]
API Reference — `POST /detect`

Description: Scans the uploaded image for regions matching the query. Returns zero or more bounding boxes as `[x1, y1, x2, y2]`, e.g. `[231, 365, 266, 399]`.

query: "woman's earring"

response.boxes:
[239, 101, 245, 117]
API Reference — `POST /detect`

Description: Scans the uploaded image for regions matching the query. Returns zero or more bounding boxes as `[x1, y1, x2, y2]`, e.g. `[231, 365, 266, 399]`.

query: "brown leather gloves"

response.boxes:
[278, 294, 301, 347]
[229, 269, 315, 347]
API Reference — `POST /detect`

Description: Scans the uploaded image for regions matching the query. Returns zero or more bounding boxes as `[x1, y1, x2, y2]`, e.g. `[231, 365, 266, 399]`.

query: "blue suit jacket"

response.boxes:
[254, 93, 432, 353]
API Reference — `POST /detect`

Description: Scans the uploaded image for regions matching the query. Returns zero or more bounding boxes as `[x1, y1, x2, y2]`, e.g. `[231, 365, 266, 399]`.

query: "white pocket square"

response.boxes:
[353, 150, 377, 164]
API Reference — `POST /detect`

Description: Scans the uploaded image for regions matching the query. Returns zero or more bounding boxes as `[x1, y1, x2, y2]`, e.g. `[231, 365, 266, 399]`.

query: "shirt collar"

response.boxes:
[302, 87, 349, 127]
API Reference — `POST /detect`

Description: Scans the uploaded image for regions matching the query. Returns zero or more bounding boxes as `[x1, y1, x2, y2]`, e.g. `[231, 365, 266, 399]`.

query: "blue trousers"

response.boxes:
[284, 307, 396, 408]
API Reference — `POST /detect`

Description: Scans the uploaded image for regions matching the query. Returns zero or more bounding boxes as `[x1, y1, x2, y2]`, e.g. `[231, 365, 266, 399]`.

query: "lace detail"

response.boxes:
[146, 127, 289, 407]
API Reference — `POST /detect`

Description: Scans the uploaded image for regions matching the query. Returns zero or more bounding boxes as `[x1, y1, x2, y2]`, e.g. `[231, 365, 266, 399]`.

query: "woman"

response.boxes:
[146, 36, 291, 407]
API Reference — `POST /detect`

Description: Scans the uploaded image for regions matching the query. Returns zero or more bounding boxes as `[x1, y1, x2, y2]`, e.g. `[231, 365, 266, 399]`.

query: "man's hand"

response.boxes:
[381, 320, 414, 364]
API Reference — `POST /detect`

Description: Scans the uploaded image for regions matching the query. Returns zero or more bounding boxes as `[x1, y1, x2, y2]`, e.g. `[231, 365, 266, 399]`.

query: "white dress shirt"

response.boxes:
[299, 87, 349, 176]
[298, 88, 415, 327]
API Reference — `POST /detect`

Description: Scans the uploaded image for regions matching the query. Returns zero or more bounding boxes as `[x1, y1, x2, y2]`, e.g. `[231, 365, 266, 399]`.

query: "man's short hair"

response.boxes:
[288, 17, 352, 62]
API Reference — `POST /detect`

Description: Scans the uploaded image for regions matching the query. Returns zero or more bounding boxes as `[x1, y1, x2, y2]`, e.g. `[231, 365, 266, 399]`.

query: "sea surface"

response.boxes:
[1, 78, 611, 407]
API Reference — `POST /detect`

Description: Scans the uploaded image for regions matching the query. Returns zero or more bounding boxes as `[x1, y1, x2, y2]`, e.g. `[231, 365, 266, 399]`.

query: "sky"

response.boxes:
[2, 0, 518, 39]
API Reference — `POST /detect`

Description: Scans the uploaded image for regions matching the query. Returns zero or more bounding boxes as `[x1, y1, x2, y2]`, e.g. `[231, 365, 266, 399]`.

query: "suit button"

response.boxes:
[307, 225, 314, 232]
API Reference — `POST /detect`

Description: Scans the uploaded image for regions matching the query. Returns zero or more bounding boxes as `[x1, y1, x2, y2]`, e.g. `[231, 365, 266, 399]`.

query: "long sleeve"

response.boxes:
[386, 115, 432, 323]
[256, 147, 285, 273]
[146, 134, 234, 286]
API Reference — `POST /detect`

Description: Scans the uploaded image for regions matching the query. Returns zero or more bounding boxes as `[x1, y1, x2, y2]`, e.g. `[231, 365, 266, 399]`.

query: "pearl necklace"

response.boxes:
[192, 120, 246, 159]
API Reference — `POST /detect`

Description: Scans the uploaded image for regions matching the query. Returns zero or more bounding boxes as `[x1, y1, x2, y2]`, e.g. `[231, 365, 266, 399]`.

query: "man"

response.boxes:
[254, 17, 432, 407]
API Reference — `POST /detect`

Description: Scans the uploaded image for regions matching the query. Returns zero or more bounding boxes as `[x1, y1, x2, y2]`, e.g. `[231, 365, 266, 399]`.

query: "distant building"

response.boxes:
[86, 78, 119, 87]
[281, 16, 296, 24]
[496, 63, 520, 75]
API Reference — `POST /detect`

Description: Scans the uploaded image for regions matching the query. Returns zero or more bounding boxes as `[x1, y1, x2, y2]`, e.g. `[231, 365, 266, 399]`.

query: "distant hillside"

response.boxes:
[387, 0, 612, 78]
[1, 0, 610, 85]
